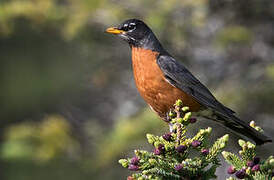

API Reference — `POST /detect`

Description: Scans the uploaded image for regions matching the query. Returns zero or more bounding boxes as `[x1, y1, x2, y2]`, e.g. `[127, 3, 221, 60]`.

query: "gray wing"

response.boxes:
[157, 55, 273, 145]
[157, 54, 235, 116]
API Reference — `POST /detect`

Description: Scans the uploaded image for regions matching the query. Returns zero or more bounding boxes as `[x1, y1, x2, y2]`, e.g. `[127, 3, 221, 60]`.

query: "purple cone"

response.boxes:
[174, 164, 183, 171]
[235, 169, 246, 179]
[162, 133, 172, 141]
[130, 156, 139, 165]
[247, 160, 254, 167]
[154, 144, 165, 155]
[158, 144, 165, 151]
[153, 148, 161, 155]
[252, 164, 260, 172]
[253, 157, 260, 164]
[128, 164, 139, 171]
[189, 117, 197, 124]
[227, 166, 236, 174]
[191, 140, 201, 147]
[201, 149, 209, 155]
[176, 145, 187, 153]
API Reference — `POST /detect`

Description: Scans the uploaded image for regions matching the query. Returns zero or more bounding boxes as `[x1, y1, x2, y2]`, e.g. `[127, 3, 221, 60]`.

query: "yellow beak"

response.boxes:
[105, 27, 125, 34]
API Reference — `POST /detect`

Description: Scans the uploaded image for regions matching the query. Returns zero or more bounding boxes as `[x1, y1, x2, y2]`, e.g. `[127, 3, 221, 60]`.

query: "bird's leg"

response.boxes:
[165, 112, 171, 122]
[165, 112, 174, 132]
[169, 123, 174, 132]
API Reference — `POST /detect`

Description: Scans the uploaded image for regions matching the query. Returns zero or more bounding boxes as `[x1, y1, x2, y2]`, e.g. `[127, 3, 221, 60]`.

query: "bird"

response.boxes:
[105, 19, 272, 145]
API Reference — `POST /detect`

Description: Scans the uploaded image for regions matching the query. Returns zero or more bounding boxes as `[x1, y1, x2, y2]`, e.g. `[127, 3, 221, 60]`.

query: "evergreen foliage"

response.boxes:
[119, 100, 229, 180]
[223, 121, 274, 180]
[119, 100, 274, 180]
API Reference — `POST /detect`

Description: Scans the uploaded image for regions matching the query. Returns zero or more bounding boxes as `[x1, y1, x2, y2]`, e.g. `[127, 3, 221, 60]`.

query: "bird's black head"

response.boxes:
[106, 19, 163, 51]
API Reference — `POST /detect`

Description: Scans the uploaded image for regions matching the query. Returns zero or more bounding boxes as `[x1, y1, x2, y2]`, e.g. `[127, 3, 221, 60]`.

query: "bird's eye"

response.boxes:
[128, 23, 136, 31]
[122, 24, 129, 31]
[122, 23, 136, 31]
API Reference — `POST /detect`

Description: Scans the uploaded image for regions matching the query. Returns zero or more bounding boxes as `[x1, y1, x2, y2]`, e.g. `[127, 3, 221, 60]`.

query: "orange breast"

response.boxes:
[131, 47, 201, 120]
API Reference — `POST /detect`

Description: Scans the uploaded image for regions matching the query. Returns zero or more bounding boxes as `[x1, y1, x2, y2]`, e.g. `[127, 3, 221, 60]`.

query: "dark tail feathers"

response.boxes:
[215, 113, 272, 145]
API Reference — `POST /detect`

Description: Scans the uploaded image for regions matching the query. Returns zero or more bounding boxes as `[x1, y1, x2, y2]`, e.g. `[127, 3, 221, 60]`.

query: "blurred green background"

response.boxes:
[0, 0, 273, 179]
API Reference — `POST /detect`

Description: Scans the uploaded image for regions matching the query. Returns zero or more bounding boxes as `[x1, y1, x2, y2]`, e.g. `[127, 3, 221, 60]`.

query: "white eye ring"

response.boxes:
[122, 23, 136, 32]
[128, 23, 136, 31]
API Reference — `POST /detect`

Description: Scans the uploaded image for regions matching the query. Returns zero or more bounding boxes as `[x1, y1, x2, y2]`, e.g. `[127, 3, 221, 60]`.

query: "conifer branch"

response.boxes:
[119, 99, 229, 180]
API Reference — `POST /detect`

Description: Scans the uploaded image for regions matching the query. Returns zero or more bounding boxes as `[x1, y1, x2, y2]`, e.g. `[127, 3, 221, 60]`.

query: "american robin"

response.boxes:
[106, 19, 272, 145]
